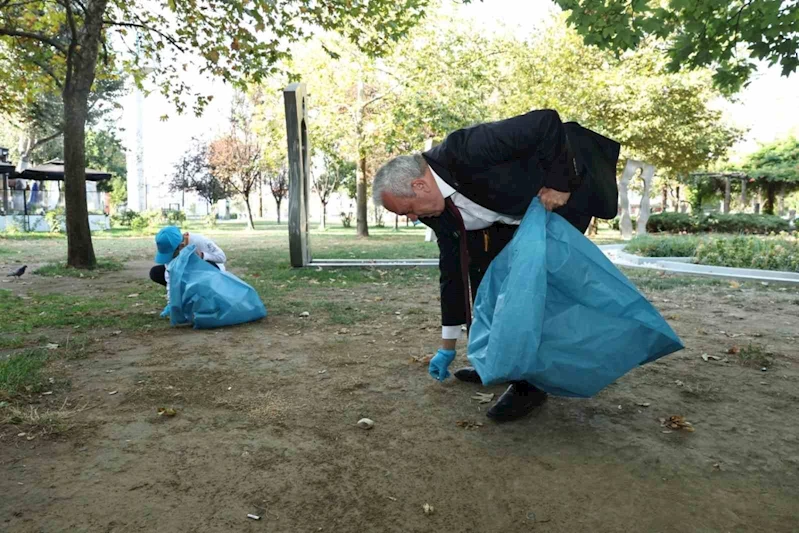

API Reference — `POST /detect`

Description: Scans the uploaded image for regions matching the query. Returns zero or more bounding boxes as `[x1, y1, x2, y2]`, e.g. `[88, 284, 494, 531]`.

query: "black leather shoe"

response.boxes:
[486, 382, 548, 422]
[454, 367, 483, 384]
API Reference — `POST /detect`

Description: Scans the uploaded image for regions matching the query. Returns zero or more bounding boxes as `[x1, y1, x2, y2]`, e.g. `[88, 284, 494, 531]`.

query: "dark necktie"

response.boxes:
[445, 197, 472, 331]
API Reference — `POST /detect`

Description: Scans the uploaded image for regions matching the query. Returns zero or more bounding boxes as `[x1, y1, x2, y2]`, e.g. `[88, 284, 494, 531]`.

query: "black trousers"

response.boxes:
[149, 262, 219, 287]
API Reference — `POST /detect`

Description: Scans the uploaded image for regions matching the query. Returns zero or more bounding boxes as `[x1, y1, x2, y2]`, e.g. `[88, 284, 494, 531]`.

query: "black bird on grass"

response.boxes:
[7, 265, 27, 278]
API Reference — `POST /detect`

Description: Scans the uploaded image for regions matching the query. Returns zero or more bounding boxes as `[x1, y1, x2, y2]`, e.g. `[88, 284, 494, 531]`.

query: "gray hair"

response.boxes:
[372, 154, 428, 206]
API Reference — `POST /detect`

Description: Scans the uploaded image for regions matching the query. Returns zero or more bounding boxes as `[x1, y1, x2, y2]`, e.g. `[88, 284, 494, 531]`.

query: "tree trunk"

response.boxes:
[661, 186, 668, 214]
[356, 156, 369, 237]
[674, 186, 680, 212]
[275, 199, 281, 224]
[61, 0, 107, 268]
[394, 213, 399, 230]
[243, 195, 255, 230]
[258, 178, 264, 218]
[320, 201, 327, 230]
[763, 182, 777, 215]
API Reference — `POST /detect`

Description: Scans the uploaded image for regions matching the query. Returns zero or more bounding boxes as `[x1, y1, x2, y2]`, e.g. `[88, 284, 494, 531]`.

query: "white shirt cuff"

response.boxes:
[441, 325, 464, 340]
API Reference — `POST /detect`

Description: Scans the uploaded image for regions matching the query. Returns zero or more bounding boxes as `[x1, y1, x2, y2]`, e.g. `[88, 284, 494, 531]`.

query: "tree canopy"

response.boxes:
[554, 0, 799, 94]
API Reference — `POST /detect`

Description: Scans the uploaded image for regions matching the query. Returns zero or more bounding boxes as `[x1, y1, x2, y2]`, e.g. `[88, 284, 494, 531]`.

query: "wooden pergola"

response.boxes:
[689, 172, 750, 213]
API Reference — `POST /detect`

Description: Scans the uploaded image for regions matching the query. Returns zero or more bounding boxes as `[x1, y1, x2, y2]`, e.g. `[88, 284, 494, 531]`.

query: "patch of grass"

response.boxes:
[0, 348, 50, 399]
[35, 259, 125, 277]
[0, 335, 26, 349]
[0, 400, 87, 438]
[623, 269, 724, 291]
[625, 235, 701, 258]
[0, 288, 168, 334]
[736, 343, 773, 369]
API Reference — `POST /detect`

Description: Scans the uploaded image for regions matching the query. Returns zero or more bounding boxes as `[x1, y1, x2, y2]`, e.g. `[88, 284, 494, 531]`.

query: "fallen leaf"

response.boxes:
[456, 420, 483, 430]
[299, 311, 310, 318]
[157, 407, 177, 417]
[126, 293, 139, 298]
[471, 392, 495, 404]
[108, 390, 118, 395]
[727, 346, 741, 355]
[46, 343, 59, 350]
[111, 330, 122, 336]
[637, 402, 651, 407]
[729, 281, 740, 289]
[661, 415, 695, 432]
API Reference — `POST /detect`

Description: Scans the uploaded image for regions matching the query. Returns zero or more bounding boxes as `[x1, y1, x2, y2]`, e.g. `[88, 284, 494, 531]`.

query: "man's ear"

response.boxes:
[411, 177, 430, 193]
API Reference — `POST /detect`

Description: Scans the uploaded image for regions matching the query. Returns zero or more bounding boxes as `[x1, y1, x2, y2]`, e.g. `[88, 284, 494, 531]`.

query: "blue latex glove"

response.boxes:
[160, 304, 170, 319]
[429, 349, 456, 382]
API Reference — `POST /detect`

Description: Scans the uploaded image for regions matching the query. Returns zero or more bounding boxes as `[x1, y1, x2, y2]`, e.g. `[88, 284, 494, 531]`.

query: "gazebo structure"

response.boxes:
[1, 159, 112, 232]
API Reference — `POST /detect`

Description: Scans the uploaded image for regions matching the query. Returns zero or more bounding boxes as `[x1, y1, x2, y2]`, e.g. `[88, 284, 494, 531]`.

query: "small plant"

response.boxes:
[734, 343, 773, 369]
[340, 211, 353, 228]
[44, 208, 66, 233]
[163, 209, 186, 226]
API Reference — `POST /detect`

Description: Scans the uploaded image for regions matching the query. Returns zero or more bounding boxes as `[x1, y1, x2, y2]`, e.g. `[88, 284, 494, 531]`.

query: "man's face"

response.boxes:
[380, 169, 445, 221]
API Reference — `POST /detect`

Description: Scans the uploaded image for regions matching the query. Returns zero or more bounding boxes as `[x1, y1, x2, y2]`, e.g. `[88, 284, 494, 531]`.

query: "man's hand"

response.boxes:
[538, 187, 571, 211]
[429, 348, 457, 382]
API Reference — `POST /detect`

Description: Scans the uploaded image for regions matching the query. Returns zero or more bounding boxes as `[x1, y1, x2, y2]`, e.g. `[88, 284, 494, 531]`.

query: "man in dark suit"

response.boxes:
[373, 109, 621, 423]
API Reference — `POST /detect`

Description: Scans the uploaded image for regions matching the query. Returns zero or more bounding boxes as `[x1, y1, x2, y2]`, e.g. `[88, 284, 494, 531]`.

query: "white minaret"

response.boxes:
[125, 34, 150, 212]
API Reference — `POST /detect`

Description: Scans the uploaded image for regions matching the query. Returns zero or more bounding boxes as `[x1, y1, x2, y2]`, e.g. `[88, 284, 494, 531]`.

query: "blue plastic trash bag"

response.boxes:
[166, 244, 267, 329]
[467, 199, 683, 397]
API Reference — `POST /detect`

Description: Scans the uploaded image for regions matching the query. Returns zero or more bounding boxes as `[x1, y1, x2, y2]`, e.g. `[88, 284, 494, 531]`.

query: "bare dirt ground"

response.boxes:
[2, 245, 799, 532]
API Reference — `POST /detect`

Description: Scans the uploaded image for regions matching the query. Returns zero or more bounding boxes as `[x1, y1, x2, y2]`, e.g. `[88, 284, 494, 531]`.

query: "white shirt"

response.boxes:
[431, 169, 522, 231]
[165, 234, 227, 304]
[430, 169, 522, 340]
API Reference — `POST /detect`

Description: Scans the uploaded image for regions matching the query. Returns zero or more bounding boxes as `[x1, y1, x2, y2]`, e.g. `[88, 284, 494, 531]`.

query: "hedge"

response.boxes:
[646, 212, 790, 234]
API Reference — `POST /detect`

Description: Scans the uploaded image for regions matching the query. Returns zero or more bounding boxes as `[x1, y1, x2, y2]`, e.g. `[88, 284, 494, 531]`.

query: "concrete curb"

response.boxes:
[599, 244, 799, 285]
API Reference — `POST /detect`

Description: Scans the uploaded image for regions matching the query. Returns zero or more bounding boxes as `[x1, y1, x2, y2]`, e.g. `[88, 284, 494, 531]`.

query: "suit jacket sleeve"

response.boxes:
[435, 109, 579, 192]
[422, 216, 468, 327]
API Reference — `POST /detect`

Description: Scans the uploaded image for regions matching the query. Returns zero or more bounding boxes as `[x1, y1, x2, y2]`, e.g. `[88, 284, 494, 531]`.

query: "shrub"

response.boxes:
[647, 212, 791, 234]
[340, 211, 353, 228]
[645, 212, 695, 233]
[625, 235, 700, 258]
[110, 210, 142, 228]
[44, 208, 66, 233]
[163, 209, 186, 226]
[609, 216, 637, 232]
[694, 236, 799, 272]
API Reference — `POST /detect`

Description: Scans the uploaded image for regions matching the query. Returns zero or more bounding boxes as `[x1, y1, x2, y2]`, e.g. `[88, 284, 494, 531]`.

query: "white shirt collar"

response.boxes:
[430, 167, 455, 199]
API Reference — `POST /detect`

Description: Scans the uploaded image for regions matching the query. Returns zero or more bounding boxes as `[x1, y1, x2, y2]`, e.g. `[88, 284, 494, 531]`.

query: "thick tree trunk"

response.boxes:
[763, 182, 777, 215]
[62, 0, 107, 268]
[356, 156, 369, 237]
[63, 91, 96, 268]
[320, 201, 327, 230]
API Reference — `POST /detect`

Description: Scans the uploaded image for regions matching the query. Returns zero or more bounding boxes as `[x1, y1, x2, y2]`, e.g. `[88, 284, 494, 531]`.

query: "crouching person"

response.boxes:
[150, 226, 227, 318]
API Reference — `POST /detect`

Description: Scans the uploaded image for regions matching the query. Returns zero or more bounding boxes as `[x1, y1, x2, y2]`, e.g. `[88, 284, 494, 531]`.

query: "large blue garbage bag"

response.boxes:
[467, 199, 683, 397]
[167, 244, 267, 329]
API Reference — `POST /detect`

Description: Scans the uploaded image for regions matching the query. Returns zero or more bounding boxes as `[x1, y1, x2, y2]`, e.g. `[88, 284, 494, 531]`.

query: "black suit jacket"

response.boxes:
[419, 109, 621, 327]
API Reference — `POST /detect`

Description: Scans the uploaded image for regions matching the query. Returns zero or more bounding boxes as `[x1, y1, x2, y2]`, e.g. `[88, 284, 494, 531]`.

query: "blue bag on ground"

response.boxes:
[467, 199, 683, 397]
[167, 244, 267, 329]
